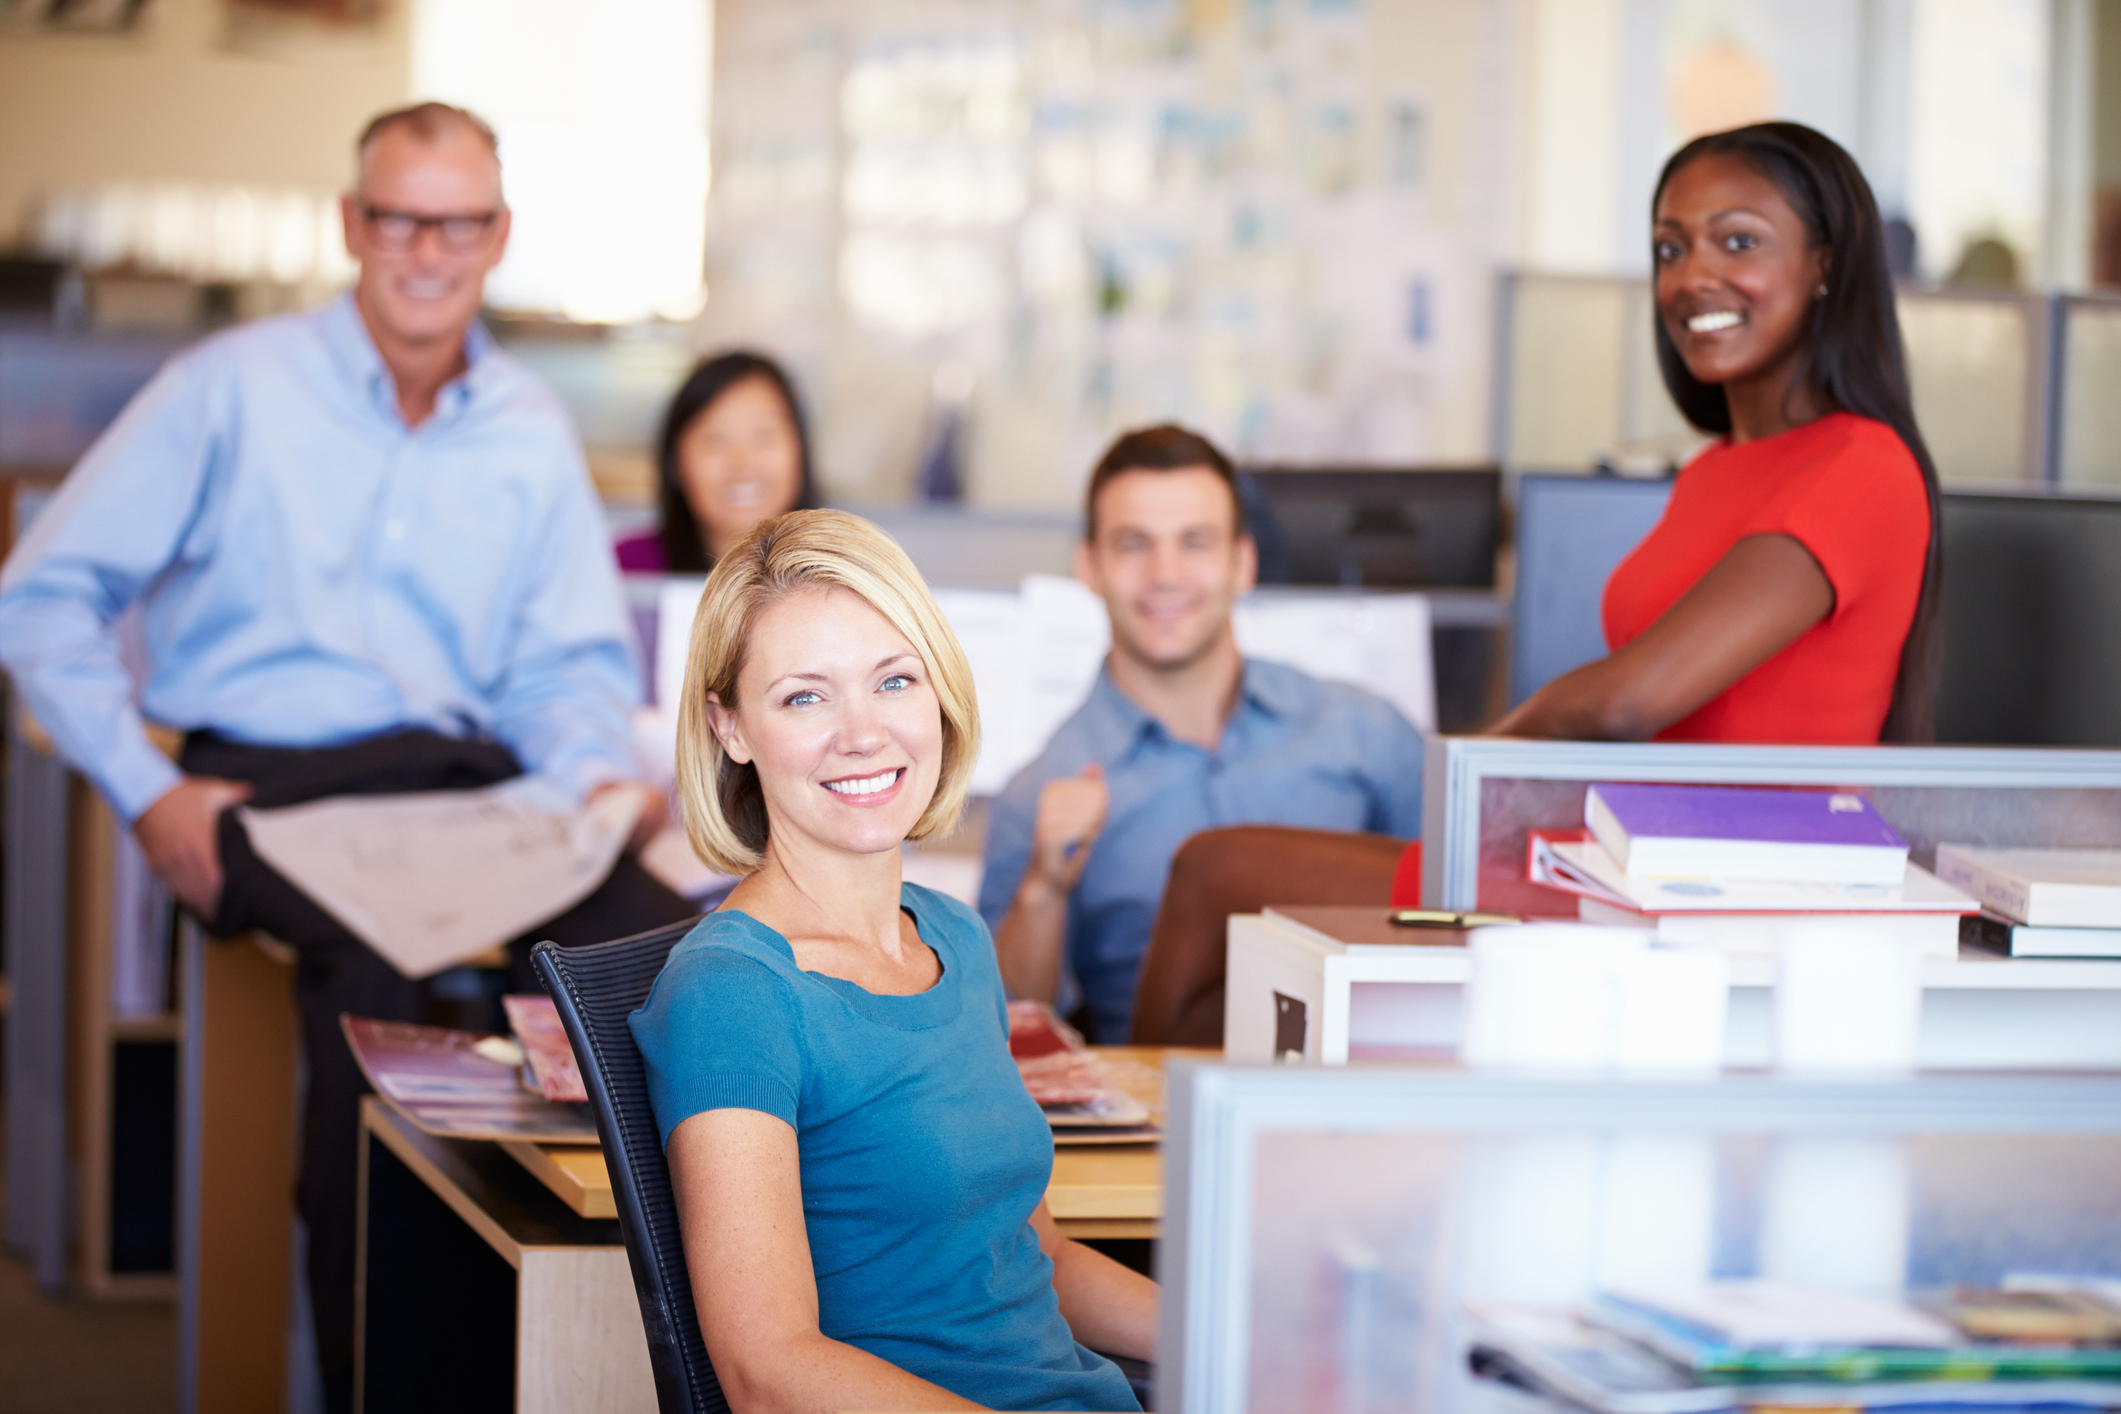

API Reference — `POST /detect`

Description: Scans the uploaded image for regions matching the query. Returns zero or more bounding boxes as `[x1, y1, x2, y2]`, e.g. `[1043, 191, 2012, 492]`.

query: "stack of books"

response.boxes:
[1935, 845, 2121, 959]
[1471, 1278, 2121, 1412]
[1528, 783, 1979, 956]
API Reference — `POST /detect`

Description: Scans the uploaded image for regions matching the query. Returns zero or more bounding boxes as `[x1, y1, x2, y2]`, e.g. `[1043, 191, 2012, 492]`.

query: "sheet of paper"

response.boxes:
[930, 586, 1034, 796]
[655, 575, 711, 714]
[1234, 590, 1436, 735]
[240, 777, 642, 979]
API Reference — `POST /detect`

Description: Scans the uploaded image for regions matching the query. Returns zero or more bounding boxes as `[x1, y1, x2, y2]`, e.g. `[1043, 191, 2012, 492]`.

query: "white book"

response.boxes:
[1966, 911, 2121, 958]
[1536, 836, 1979, 918]
[1599, 1280, 1956, 1350]
[1933, 845, 2121, 928]
[1577, 898, 1962, 958]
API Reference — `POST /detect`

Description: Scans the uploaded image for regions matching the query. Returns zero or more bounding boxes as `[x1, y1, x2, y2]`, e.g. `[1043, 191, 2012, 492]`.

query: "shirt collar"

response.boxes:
[1083, 655, 1289, 758]
[1081, 665, 1158, 754]
[321, 288, 495, 427]
[1235, 657, 1300, 720]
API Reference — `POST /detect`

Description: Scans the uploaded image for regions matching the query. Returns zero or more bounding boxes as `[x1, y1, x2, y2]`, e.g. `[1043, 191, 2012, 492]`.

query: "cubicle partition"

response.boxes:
[1506, 473, 1671, 706]
[0, 327, 186, 473]
[1160, 1064, 2121, 1414]
[1507, 473, 2121, 749]
[1419, 737, 2121, 915]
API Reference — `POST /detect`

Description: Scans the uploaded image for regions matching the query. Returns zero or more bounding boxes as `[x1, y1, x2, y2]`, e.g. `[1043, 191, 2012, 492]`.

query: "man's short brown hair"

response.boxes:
[1083, 424, 1244, 542]
[356, 102, 499, 173]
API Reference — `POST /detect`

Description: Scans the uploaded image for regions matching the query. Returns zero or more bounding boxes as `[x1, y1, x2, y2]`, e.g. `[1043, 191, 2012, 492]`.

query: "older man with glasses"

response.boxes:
[0, 102, 693, 1411]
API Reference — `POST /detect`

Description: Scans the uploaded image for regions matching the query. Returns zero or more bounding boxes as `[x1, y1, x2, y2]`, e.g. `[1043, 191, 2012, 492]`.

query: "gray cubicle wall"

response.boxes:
[1163, 1064, 2121, 1414]
[1508, 475, 2121, 749]
[0, 328, 186, 470]
[1, 328, 187, 1292]
[1419, 737, 2121, 912]
[1507, 472, 1671, 707]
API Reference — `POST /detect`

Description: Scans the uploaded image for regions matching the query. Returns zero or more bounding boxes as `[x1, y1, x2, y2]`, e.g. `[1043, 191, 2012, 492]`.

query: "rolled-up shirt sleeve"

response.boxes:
[0, 357, 215, 822]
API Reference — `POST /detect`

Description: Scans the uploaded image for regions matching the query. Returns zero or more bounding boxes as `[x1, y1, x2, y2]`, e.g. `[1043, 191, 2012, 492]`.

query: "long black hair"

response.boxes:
[1651, 121, 1943, 743]
[655, 351, 819, 573]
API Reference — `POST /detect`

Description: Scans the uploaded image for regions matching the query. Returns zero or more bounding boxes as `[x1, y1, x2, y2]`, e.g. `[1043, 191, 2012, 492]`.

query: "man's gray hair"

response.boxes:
[355, 101, 501, 185]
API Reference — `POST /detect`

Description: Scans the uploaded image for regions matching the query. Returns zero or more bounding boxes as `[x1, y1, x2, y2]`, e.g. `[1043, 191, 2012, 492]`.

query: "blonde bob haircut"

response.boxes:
[674, 509, 980, 876]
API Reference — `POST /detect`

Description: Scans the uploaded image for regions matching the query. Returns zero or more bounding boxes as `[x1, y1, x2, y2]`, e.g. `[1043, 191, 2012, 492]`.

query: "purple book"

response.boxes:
[1585, 783, 1910, 885]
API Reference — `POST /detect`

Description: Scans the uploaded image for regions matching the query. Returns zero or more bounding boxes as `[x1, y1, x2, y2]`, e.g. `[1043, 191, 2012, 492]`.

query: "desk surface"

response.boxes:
[362, 1096, 624, 1264]
[501, 1046, 1208, 1240]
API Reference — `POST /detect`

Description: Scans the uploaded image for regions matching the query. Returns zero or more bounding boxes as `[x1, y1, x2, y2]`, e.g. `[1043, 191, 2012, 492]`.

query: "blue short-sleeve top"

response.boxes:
[629, 882, 1139, 1413]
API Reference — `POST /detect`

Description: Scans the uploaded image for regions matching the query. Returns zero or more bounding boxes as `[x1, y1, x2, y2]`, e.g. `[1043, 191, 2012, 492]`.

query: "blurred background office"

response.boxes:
[10, 0, 2121, 497]
[4, 1, 2121, 1409]
[8, 0, 2121, 752]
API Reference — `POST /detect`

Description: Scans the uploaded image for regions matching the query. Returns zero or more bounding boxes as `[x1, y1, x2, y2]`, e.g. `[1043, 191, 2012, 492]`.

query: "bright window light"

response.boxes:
[412, 0, 712, 324]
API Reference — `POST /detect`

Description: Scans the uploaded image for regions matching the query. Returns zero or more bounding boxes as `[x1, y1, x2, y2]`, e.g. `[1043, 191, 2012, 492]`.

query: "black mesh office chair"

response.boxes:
[536, 922, 1157, 1414]
[530, 923, 725, 1414]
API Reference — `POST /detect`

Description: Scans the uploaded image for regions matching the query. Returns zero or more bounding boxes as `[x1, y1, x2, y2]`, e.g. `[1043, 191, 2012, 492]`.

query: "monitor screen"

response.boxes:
[1937, 488, 2121, 747]
[1238, 466, 1501, 590]
[0, 331, 184, 469]
[1508, 473, 1672, 705]
[1504, 479, 2121, 748]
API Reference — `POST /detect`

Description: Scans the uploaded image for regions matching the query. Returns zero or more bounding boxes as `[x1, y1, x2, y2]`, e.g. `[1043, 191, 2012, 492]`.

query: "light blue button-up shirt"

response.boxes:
[977, 658, 1425, 1042]
[0, 293, 641, 823]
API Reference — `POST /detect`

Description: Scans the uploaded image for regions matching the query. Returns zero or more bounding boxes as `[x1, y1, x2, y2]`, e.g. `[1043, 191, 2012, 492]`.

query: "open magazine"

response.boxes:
[1007, 1000, 1155, 1136]
[342, 1014, 596, 1143]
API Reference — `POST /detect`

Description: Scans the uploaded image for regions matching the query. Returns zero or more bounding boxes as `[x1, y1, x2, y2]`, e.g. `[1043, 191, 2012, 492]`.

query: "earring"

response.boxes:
[1816, 283, 1829, 296]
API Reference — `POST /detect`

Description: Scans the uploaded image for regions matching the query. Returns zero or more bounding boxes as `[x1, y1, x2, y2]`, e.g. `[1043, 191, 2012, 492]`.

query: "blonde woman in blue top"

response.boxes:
[631, 509, 1152, 1412]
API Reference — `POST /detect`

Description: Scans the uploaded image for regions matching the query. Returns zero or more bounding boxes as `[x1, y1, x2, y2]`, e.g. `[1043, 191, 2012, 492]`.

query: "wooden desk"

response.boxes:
[495, 1046, 1202, 1241]
[359, 1049, 1203, 1412]
[358, 1097, 656, 1414]
[1228, 906, 2121, 1067]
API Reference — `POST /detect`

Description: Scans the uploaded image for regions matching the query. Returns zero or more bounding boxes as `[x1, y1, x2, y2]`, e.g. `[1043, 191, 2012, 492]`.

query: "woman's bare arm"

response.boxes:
[1488, 533, 1835, 741]
[667, 1108, 985, 1414]
[1028, 1200, 1159, 1362]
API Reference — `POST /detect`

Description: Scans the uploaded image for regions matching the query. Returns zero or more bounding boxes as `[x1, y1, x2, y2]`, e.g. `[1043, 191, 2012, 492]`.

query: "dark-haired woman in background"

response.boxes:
[1493, 121, 1942, 745]
[616, 351, 820, 574]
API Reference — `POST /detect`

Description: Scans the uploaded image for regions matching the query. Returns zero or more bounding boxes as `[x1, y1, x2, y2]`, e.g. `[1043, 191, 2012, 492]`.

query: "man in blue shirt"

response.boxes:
[0, 103, 691, 1409]
[978, 426, 1425, 1042]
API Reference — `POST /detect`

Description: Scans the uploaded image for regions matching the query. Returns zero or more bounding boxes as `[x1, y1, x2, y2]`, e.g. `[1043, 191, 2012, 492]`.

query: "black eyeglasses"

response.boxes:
[358, 202, 502, 253]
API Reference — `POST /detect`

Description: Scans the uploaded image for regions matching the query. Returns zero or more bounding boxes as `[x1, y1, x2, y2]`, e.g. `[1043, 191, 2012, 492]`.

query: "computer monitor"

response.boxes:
[1237, 466, 1501, 590]
[1508, 472, 1672, 705]
[1937, 488, 2121, 747]
[0, 330, 185, 469]
[1506, 477, 2121, 747]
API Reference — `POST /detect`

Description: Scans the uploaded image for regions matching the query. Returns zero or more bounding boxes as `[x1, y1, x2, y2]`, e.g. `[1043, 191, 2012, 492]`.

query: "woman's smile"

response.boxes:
[822, 766, 907, 803]
[1685, 308, 1746, 334]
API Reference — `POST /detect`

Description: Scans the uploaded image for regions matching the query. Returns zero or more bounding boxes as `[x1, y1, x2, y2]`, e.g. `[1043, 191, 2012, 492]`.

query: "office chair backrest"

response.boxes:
[1131, 826, 1408, 1046]
[531, 923, 725, 1414]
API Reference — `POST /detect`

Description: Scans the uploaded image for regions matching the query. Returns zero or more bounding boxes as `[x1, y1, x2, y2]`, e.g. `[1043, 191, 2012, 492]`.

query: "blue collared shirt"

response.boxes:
[977, 658, 1425, 1041]
[0, 293, 641, 822]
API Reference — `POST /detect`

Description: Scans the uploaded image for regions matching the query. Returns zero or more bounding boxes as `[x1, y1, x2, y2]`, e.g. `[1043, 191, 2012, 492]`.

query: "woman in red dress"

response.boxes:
[1494, 122, 1942, 745]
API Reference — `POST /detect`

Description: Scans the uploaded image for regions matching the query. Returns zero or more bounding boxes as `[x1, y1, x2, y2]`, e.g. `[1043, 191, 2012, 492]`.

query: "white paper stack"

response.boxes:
[1530, 833, 1978, 958]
